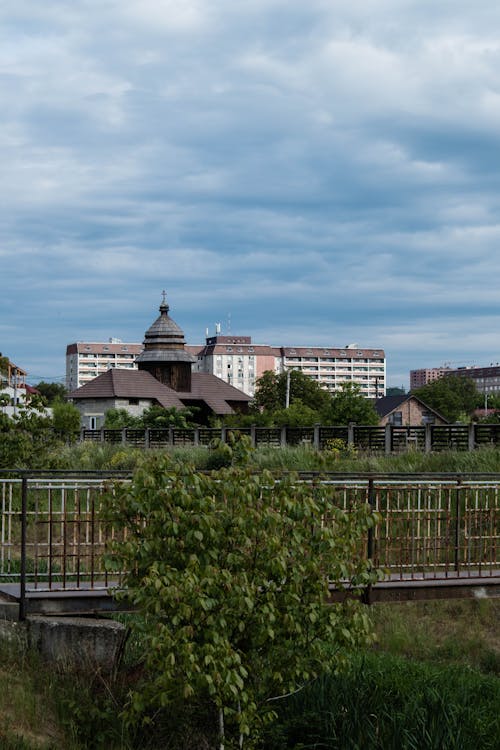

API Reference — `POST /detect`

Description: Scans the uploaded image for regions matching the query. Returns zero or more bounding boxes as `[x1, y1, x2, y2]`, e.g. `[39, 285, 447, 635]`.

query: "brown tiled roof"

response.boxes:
[178, 373, 251, 414]
[68, 369, 186, 409]
[68, 369, 252, 415]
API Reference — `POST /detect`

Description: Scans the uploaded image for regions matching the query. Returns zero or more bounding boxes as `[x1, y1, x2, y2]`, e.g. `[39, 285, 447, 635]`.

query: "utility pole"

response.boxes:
[285, 369, 291, 409]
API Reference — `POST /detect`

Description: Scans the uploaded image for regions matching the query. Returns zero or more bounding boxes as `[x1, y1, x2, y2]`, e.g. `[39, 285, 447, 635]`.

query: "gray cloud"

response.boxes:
[2, 1, 500, 386]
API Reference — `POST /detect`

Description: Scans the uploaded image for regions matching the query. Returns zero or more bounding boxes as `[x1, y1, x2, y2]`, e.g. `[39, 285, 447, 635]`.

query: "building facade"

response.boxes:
[67, 335, 386, 399]
[66, 339, 143, 391]
[410, 364, 500, 397]
[192, 337, 386, 398]
[409, 367, 451, 390]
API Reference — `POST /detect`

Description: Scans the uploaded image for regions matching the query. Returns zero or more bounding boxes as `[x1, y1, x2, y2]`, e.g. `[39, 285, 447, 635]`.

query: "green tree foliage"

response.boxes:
[322, 382, 379, 425]
[34, 381, 68, 404]
[0, 397, 61, 469]
[105, 456, 379, 748]
[386, 386, 406, 396]
[140, 404, 194, 428]
[51, 400, 81, 436]
[271, 401, 322, 427]
[0, 356, 9, 386]
[413, 375, 480, 423]
[254, 370, 331, 413]
[104, 405, 194, 429]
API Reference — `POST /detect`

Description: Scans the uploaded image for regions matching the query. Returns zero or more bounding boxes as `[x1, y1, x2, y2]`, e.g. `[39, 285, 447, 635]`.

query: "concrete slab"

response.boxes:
[26, 615, 127, 672]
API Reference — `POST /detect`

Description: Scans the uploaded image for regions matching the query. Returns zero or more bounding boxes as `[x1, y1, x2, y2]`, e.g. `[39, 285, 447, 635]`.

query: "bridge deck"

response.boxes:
[0, 573, 498, 618]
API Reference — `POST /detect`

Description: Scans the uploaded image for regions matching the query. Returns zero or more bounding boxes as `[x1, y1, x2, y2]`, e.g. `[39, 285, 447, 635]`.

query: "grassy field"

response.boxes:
[42, 440, 500, 473]
[0, 598, 498, 749]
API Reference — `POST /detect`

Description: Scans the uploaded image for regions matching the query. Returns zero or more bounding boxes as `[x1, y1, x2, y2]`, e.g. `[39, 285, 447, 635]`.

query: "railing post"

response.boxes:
[454, 477, 462, 573]
[363, 478, 376, 605]
[384, 424, 392, 455]
[19, 477, 28, 622]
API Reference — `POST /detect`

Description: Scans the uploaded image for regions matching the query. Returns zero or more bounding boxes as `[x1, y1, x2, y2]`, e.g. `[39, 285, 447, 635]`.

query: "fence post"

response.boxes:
[121, 427, 127, 444]
[194, 427, 200, 446]
[19, 477, 28, 622]
[80, 427, 85, 443]
[100, 427, 105, 443]
[145, 428, 150, 450]
[313, 423, 320, 451]
[384, 424, 392, 455]
[250, 424, 256, 448]
[468, 423, 476, 452]
[424, 423, 432, 453]
[168, 426, 174, 446]
[347, 423, 355, 449]
[221, 426, 227, 445]
[281, 425, 287, 448]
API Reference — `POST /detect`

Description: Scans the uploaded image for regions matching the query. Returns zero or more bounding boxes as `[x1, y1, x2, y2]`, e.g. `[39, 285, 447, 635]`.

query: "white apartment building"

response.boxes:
[66, 339, 143, 391]
[278, 344, 386, 399]
[191, 336, 386, 398]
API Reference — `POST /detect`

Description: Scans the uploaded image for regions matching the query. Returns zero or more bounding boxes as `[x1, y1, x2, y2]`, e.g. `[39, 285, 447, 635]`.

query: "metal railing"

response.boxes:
[0, 472, 498, 614]
[74, 423, 500, 453]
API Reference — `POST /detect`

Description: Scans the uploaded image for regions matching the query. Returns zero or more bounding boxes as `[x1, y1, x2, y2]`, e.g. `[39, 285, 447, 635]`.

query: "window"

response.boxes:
[390, 411, 403, 426]
[128, 398, 139, 405]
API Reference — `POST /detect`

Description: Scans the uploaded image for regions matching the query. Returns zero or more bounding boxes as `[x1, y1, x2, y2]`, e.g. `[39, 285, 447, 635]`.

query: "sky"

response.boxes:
[3, 1, 500, 388]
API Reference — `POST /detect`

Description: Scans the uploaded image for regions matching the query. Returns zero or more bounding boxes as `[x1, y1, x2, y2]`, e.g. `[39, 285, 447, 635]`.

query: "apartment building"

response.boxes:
[67, 335, 386, 399]
[449, 364, 500, 396]
[66, 339, 143, 391]
[192, 336, 386, 398]
[410, 367, 451, 390]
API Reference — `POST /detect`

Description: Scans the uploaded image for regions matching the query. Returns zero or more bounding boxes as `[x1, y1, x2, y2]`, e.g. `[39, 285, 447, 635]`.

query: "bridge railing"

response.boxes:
[0, 473, 498, 610]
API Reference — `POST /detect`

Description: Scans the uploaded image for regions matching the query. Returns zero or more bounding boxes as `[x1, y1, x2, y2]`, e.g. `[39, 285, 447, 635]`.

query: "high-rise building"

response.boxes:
[192, 336, 385, 398]
[410, 367, 450, 390]
[65, 340, 142, 391]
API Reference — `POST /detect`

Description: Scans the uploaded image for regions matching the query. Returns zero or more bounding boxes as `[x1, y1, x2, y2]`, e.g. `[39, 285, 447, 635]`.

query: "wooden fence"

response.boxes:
[76, 423, 500, 453]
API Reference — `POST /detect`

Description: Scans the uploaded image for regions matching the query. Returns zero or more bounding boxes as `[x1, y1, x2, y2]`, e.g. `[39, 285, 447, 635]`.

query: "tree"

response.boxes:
[254, 370, 331, 413]
[34, 381, 67, 405]
[105, 456, 379, 748]
[51, 400, 81, 436]
[0, 396, 60, 469]
[322, 382, 379, 425]
[413, 375, 480, 423]
[140, 404, 194, 429]
[386, 386, 406, 396]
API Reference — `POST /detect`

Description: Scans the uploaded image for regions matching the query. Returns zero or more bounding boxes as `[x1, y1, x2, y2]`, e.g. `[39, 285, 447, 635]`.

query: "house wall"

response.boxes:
[72, 397, 155, 429]
[378, 398, 447, 426]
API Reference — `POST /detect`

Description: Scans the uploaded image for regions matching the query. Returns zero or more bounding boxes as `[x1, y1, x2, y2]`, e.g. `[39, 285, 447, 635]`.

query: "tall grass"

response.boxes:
[42, 441, 500, 474]
[264, 651, 500, 750]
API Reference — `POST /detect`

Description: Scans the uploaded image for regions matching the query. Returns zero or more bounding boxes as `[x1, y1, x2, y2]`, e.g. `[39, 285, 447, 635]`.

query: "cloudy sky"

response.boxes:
[2, 1, 500, 388]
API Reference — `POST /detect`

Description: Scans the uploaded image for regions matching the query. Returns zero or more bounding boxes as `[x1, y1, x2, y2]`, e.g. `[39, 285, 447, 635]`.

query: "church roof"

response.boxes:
[68, 369, 251, 415]
[135, 293, 196, 365]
